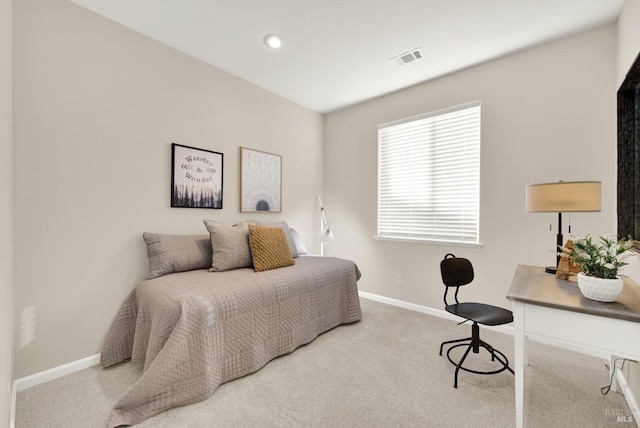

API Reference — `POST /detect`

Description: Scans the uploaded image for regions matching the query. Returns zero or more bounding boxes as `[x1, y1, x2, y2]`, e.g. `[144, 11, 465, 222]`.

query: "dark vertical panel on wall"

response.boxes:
[617, 88, 635, 236]
[637, 86, 640, 236]
[618, 52, 640, 239]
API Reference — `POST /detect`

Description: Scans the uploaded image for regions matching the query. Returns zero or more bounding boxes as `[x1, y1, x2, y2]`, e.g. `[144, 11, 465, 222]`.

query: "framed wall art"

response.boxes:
[240, 147, 282, 213]
[171, 143, 223, 209]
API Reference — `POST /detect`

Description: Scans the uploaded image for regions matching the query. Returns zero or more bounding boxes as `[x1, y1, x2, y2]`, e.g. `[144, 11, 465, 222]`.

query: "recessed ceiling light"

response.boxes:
[263, 34, 283, 49]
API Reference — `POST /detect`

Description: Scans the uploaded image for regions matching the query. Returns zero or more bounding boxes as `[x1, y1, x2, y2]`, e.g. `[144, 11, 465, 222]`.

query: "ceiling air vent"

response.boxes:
[391, 47, 424, 66]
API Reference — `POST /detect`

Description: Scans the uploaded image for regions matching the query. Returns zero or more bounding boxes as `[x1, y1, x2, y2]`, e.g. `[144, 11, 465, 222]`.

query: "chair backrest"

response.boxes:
[440, 253, 474, 306]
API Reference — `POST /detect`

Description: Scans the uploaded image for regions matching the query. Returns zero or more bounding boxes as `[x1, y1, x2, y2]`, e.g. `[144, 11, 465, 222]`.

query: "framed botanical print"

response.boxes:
[171, 143, 223, 209]
[240, 147, 282, 213]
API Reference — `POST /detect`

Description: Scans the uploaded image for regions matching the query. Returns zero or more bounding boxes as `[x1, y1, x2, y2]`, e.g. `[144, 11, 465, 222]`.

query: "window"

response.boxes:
[377, 102, 481, 245]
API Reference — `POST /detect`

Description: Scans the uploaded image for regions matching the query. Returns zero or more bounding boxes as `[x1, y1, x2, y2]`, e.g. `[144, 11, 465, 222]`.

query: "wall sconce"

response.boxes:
[525, 181, 601, 273]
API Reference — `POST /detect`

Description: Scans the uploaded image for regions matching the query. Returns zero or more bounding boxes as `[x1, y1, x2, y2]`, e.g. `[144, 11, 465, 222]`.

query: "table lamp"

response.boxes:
[317, 195, 334, 256]
[525, 181, 601, 273]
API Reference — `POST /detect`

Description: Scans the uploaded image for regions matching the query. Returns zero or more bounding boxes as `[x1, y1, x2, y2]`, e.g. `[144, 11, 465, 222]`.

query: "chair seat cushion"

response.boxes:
[445, 302, 513, 326]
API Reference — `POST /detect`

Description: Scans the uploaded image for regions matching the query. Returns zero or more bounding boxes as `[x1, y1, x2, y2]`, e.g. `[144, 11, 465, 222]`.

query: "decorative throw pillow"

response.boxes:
[290, 228, 308, 255]
[248, 224, 295, 272]
[253, 220, 299, 258]
[203, 220, 256, 272]
[143, 233, 212, 279]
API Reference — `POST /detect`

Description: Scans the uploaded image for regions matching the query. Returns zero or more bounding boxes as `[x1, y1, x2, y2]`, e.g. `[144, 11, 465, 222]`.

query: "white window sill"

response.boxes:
[374, 235, 484, 248]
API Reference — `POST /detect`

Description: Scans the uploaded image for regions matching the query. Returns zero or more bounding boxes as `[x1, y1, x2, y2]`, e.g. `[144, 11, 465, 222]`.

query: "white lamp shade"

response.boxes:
[525, 181, 601, 213]
[319, 229, 334, 243]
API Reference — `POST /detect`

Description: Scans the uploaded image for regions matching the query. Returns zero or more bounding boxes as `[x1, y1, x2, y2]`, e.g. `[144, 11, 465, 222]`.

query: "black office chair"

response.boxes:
[439, 253, 514, 388]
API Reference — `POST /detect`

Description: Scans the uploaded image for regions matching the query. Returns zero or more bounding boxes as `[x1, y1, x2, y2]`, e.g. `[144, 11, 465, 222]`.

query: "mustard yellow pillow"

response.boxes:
[248, 224, 295, 272]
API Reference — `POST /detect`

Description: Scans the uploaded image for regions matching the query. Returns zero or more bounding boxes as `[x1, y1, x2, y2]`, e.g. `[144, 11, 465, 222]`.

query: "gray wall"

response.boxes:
[324, 24, 618, 311]
[12, 0, 324, 379]
[1, 0, 12, 424]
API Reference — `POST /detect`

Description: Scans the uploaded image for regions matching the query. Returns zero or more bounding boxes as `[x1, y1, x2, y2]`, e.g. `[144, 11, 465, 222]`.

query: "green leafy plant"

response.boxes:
[569, 235, 634, 279]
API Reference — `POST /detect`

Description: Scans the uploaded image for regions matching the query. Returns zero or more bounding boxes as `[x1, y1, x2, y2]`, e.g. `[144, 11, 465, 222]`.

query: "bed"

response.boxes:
[100, 222, 362, 427]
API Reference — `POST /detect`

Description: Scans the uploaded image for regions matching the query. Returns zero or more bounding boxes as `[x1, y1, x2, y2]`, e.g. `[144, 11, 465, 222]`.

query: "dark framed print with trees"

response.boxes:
[171, 143, 223, 209]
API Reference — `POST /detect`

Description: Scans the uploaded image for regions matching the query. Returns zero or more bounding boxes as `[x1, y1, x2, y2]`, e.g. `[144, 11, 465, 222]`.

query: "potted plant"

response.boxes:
[569, 235, 634, 302]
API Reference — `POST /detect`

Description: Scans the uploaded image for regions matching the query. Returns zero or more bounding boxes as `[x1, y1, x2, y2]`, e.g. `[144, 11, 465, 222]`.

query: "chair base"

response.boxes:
[439, 322, 514, 388]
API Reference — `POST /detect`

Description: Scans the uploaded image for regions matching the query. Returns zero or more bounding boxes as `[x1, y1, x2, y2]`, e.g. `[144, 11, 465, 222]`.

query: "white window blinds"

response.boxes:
[377, 102, 481, 244]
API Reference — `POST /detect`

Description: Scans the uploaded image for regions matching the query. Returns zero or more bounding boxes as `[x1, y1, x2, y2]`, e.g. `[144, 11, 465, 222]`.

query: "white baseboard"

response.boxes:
[358, 290, 608, 358]
[10, 353, 101, 428]
[359, 290, 511, 335]
[13, 353, 101, 392]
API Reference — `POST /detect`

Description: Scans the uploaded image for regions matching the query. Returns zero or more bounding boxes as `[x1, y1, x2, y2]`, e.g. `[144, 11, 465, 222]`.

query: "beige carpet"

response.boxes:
[15, 298, 631, 427]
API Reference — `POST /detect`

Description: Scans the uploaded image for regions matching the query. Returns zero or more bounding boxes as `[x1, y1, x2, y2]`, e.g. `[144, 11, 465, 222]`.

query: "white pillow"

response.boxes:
[289, 228, 308, 255]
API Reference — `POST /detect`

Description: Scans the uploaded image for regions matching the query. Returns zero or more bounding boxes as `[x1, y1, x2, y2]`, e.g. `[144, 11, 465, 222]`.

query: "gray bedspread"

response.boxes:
[100, 256, 362, 427]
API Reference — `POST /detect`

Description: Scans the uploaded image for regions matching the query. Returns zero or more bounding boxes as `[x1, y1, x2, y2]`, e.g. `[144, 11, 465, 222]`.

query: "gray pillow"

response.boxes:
[143, 232, 212, 279]
[203, 220, 256, 271]
[253, 220, 299, 258]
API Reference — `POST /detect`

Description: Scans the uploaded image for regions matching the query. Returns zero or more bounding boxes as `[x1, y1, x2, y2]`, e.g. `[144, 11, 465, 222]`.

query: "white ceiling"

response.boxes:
[69, 0, 624, 113]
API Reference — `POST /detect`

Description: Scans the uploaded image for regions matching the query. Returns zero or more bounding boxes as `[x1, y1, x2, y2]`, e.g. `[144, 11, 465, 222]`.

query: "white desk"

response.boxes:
[507, 265, 640, 428]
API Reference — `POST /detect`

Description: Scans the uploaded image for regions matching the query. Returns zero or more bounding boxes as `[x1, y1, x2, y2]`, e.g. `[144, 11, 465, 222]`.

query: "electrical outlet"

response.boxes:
[395, 274, 403, 285]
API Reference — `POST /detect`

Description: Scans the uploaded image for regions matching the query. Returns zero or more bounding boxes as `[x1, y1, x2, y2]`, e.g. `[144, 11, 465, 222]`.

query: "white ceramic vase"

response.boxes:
[576, 272, 623, 303]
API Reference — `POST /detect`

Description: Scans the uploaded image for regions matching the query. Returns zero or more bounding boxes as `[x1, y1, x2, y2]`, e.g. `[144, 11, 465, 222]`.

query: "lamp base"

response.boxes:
[544, 266, 557, 274]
